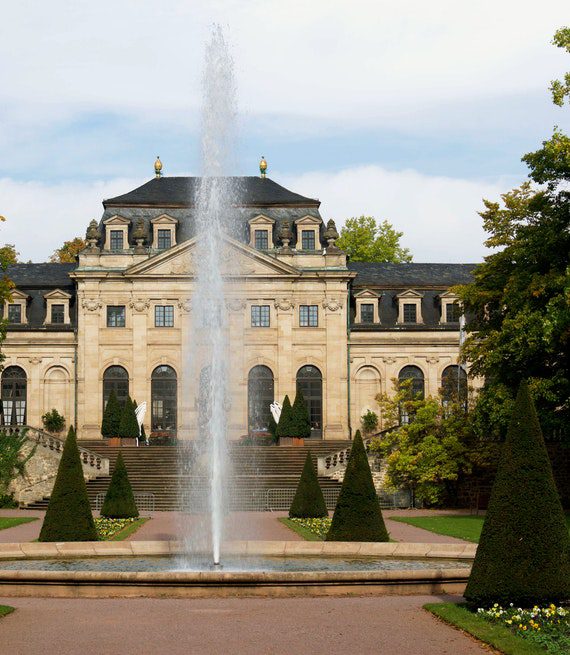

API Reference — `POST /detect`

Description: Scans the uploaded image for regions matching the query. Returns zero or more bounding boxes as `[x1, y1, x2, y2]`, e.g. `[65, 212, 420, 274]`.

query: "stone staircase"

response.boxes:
[25, 440, 349, 511]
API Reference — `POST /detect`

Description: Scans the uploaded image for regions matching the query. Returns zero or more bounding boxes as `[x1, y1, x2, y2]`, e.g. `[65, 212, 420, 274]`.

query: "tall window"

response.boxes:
[398, 365, 425, 424]
[1, 366, 27, 426]
[155, 305, 174, 327]
[102, 366, 129, 411]
[248, 365, 274, 433]
[441, 365, 468, 410]
[361, 304, 374, 324]
[51, 304, 65, 324]
[251, 305, 270, 327]
[7, 304, 22, 324]
[301, 230, 315, 250]
[445, 302, 461, 323]
[300, 305, 318, 327]
[151, 366, 177, 434]
[254, 229, 269, 250]
[110, 230, 124, 251]
[107, 305, 126, 327]
[296, 365, 323, 438]
[403, 303, 417, 323]
[157, 229, 172, 250]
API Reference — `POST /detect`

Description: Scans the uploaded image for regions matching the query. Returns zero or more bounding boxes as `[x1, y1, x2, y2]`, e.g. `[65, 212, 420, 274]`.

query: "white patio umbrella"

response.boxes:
[134, 401, 147, 446]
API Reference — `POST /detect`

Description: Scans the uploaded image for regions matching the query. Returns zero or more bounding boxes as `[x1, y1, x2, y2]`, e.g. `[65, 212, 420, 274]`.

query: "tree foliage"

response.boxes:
[0, 244, 19, 266]
[41, 408, 65, 433]
[326, 431, 389, 541]
[464, 382, 570, 606]
[101, 389, 121, 438]
[49, 237, 86, 263]
[101, 452, 139, 519]
[0, 429, 35, 503]
[289, 451, 328, 518]
[290, 388, 312, 439]
[276, 395, 294, 438]
[336, 216, 412, 263]
[371, 380, 499, 506]
[550, 27, 570, 106]
[119, 396, 139, 439]
[360, 410, 379, 435]
[39, 426, 98, 542]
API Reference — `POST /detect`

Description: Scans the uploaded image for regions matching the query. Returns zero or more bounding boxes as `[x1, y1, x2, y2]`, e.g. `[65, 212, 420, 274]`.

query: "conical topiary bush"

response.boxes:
[101, 389, 121, 438]
[276, 395, 294, 439]
[39, 426, 98, 542]
[289, 451, 328, 518]
[291, 388, 312, 439]
[119, 396, 139, 439]
[101, 451, 139, 519]
[326, 430, 389, 542]
[464, 381, 570, 606]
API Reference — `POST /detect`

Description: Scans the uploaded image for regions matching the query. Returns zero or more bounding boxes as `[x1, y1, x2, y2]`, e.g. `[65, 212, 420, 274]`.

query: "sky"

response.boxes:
[0, 0, 568, 262]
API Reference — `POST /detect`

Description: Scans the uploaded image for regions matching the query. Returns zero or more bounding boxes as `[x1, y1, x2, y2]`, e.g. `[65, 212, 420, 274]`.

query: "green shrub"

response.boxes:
[268, 413, 278, 444]
[39, 426, 97, 542]
[101, 452, 139, 519]
[276, 395, 294, 438]
[326, 430, 389, 542]
[0, 429, 34, 498]
[291, 388, 312, 439]
[289, 451, 328, 518]
[41, 408, 65, 433]
[101, 390, 121, 438]
[361, 410, 378, 435]
[119, 396, 139, 439]
[464, 381, 570, 606]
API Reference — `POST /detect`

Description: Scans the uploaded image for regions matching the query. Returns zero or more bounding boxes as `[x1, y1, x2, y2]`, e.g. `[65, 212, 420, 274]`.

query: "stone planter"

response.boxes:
[279, 437, 305, 447]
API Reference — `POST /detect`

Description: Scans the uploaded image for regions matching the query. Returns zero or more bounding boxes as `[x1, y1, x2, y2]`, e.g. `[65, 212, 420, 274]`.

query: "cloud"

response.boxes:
[1, 167, 512, 262]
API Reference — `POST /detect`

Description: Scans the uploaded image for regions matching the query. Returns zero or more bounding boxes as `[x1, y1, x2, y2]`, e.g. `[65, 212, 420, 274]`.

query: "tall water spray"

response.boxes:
[185, 25, 238, 566]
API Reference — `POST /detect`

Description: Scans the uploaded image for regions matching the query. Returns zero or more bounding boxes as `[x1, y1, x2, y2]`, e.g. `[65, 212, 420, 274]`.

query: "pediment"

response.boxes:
[438, 290, 459, 300]
[103, 214, 130, 226]
[151, 214, 178, 225]
[295, 215, 322, 226]
[354, 289, 380, 299]
[396, 289, 424, 299]
[125, 236, 300, 278]
[10, 289, 30, 301]
[43, 288, 72, 300]
[249, 214, 275, 225]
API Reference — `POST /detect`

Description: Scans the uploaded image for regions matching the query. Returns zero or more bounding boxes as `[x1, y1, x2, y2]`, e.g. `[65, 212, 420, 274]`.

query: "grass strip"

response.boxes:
[278, 517, 324, 541]
[0, 605, 15, 618]
[424, 602, 547, 655]
[0, 517, 38, 531]
[390, 515, 483, 542]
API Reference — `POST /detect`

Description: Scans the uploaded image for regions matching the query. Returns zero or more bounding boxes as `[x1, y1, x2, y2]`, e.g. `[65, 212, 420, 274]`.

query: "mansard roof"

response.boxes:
[103, 176, 320, 208]
[348, 262, 475, 288]
[6, 263, 76, 288]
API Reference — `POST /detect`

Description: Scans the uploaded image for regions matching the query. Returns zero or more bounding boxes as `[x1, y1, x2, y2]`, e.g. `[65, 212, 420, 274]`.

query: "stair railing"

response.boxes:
[316, 427, 396, 476]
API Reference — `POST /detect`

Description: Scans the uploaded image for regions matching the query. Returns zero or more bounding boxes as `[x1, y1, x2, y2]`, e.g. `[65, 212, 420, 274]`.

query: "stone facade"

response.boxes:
[1, 176, 476, 441]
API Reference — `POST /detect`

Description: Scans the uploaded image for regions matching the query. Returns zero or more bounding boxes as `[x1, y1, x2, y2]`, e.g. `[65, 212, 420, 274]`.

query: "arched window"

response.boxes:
[398, 365, 424, 425]
[248, 366, 274, 433]
[151, 366, 177, 434]
[103, 366, 129, 411]
[441, 365, 468, 410]
[296, 365, 323, 438]
[1, 366, 27, 426]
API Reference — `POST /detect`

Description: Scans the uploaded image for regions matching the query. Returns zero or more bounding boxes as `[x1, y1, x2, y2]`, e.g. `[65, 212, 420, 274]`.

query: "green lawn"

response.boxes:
[0, 605, 15, 619]
[0, 517, 38, 531]
[279, 517, 325, 541]
[425, 603, 548, 655]
[391, 514, 570, 543]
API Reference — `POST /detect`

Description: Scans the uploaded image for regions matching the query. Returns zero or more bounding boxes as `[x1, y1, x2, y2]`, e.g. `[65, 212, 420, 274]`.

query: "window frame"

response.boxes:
[156, 229, 172, 250]
[106, 305, 126, 328]
[7, 304, 22, 324]
[50, 304, 65, 324]
[251, 304, 270, 327]
[403, 303, 417, 323]
[299, 304, 318, 327]
[301, 230, 316, 251]
[109, 229, 124, 252]
[254, 229, 269, 250]
[360, 303, 375, 324]
[154, 305, 174, 328]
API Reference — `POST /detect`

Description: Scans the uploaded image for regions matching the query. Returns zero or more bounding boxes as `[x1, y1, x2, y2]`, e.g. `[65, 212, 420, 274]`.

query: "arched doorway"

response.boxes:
[151, 366, 177, 436]
[102, 366, 129, 412]
[296, 365, 323, 438]
[1, 366, 27, 426]
[398, 365, 425, 424]
[441, 365, 468, 410]
[248, 365, 274, 434]
[353, 366, 381, 427]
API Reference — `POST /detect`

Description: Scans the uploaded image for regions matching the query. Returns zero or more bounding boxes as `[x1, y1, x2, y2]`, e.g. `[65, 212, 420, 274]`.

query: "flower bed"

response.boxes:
[289, 517, 332, 540]
[477, 603, 569, 654]
[94, 517, 143, 541]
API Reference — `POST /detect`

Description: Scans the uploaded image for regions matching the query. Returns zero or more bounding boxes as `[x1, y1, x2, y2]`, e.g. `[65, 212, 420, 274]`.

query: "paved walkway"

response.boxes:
[0, 595, 488, 655]
[0, 509, 474, 544]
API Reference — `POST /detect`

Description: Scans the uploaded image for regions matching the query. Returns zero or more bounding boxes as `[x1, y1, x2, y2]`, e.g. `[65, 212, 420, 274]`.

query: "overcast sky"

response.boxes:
[1, 0, 568, 262]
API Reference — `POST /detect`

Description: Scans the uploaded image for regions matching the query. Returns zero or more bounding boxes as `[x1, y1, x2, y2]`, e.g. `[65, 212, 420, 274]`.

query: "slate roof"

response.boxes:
[348, 262, 476, 288]
[104, 176, 320, 208]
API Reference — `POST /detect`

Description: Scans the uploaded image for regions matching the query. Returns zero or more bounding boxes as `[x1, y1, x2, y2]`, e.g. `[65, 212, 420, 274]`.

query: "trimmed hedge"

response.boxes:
[101, 452, 139, 519]
[291, 388, 312, 439]
[326, 430, 389, 542]
[276, 395, 294, 438]
[119, 396, 139, 439]
[464, 381, 570, 606]
[39, 426, 98, 542]
[101, 389, 121, 438]
[289, 451, 328, 518]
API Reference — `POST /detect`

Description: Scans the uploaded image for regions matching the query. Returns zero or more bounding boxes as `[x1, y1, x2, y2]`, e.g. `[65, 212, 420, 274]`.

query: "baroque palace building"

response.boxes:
[1, 163, 475, 442]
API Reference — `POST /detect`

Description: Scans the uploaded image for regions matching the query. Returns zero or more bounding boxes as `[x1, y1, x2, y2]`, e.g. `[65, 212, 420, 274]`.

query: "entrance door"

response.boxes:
[296, 365, 323, 438]
[1, 366, 27, 426]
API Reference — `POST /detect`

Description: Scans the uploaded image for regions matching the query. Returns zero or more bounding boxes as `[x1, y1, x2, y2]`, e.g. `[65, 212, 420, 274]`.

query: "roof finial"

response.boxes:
[259, 156, 267, 178]
[154, 156, 163, 178]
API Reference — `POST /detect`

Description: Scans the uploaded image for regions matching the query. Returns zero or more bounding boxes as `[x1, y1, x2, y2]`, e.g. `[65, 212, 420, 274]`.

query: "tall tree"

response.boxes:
[336, 216, 412, 263]
[0, 244, 19, 266]
[49, 237, 86, 263]
[550, 27, 570, 106]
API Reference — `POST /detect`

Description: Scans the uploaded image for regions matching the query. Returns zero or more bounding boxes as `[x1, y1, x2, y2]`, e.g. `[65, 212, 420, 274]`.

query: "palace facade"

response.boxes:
[1, 172, 475, 441]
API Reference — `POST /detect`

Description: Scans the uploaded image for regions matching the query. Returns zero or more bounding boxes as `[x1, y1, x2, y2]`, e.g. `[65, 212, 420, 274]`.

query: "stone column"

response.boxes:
[129, 298, 150, 412]
[322, 296, 348, 440]
[78, 295, 103, 439]
[274, 298, 295, 402]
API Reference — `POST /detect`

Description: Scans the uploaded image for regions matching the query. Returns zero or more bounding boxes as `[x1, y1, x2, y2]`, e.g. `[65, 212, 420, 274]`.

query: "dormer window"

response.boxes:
[44, 289, 72, 325]
[396, 289, 424, 324]
[254, 229, 269, 250]
[294, 215, 322, 251]
[4, 290, 29, 325]
[103, 215, 130, 252]
[8, 304, 22, 323]
[249, 215, 275, 250]
[354, 289, 380, 324]
[151, 214, 178, 250]
[439, 291, 462, 324]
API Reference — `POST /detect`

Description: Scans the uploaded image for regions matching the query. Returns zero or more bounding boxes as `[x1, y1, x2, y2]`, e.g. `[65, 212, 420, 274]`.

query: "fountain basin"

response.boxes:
[0, 540, 476, 598]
